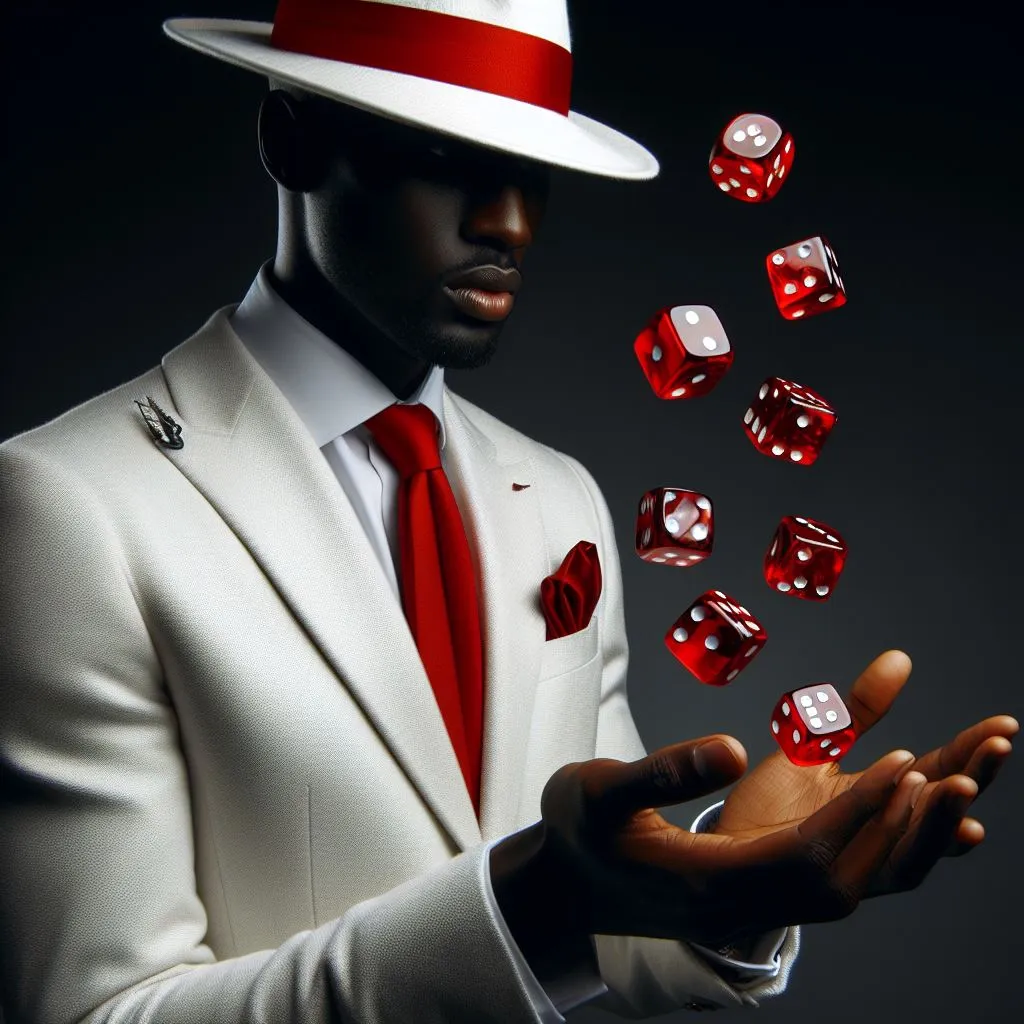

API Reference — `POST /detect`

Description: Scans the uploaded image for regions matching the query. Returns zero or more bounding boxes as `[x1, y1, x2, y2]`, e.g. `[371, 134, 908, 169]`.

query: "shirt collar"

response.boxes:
[228, 262, 447, 450]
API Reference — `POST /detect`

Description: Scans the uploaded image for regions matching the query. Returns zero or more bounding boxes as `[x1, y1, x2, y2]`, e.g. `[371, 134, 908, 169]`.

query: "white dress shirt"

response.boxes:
[229, 262, 783, 1020]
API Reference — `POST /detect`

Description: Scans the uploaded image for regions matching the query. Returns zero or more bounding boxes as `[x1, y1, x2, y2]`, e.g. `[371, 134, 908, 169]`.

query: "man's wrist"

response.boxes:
[688, 800, 771, 963]
[489, 823, 595, 989]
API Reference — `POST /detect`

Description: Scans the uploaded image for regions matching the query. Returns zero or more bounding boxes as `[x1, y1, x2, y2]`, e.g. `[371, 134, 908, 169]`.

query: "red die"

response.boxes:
[664, 589, 766, 685]
[743, 376, 837, 466]
[766, 235, 847, 320]
[710, 112, 795, 203]
[634, 305, 734, 400]
[765, 515, 847, 600]
[636, 487, 714, 566]
[771, 684, 857, 766]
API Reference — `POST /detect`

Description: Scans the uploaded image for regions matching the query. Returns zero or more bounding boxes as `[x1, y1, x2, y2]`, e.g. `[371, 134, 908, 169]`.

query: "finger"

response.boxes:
[592, 736, 747, 828]
[957, 735, 1014, 795]
[911, 717, 1018, 782]
[943, 816, 985, 857]
[829, 769, 927, 900]
[845, 650, 913, 736]
[937, 815, 987, 856]
[753, 748, 916, 868]
[877, 775, 979, 893]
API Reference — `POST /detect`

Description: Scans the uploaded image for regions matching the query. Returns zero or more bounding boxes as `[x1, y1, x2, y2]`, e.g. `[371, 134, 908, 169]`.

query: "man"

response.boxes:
[0, 2, 1016, 1022]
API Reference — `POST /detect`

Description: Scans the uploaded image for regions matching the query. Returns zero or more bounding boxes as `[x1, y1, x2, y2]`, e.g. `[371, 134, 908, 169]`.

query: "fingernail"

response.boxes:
[693, 738, 738, 775]
[893, 751, 916, 780]
[905, 771, 927, 807]
[692, 740, 720, 775]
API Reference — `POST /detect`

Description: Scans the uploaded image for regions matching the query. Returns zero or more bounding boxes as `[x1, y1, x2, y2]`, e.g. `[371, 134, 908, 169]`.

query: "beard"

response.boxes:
[388, 302, 504, 371]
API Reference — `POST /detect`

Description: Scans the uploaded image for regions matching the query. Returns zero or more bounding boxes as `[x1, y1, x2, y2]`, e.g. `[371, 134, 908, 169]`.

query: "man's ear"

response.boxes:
[258, 89, 327, 192]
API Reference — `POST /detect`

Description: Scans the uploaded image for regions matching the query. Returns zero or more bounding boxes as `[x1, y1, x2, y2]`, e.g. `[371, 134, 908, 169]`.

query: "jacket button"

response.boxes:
[682, 998, 720, 1011]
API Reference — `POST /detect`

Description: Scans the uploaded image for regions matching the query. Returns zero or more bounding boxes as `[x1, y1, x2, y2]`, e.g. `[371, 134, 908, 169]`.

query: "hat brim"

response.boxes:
[163, 19, 659, 181]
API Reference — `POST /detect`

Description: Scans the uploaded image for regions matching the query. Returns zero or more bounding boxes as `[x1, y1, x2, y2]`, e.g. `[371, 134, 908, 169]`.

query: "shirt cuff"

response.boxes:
[688, 799, 785, 982]
[688, 934, 786, 980]
[480, 836, 609, 1020]
[689, 798, 725, 834]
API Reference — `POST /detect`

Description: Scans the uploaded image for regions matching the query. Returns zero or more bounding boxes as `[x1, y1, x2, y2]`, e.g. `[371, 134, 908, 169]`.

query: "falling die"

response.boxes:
[636, 487, 714, 567]
[709, 112, 795, 203]
[634, 305, 734, 400]
[664, 589, 767, 686]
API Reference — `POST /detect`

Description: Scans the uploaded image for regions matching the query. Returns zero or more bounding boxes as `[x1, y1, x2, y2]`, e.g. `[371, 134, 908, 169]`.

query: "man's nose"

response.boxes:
[464, 185, 535, 254]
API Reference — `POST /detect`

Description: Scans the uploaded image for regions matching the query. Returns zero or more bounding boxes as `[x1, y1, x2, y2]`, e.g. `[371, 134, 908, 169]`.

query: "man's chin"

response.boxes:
[407, 319, 503, 371]
[435, 344, 499, 371]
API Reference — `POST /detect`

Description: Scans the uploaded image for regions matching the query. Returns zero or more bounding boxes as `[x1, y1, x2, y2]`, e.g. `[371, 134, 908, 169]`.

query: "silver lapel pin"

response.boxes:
[135, 395, 184, 450]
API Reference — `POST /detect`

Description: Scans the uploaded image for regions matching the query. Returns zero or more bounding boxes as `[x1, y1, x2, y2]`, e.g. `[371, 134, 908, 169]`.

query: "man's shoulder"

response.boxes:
[0, 362, 165, 470]
[0, 306, 233, 477]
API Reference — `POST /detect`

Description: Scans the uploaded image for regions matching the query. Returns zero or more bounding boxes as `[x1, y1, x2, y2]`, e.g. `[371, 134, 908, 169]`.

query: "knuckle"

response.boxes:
[573, 761, 629, 839]
[798, 840, 862, 919]
[577, 761, 622, 813]
[541, 761, 578, 803]
[802, 835, 841, 875]
[541, 761, 591, 824]
[644, 752, 689, 795]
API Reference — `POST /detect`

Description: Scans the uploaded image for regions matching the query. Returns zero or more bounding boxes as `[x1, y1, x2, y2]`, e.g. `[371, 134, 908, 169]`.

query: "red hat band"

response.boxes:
[270, 0, 573, 115]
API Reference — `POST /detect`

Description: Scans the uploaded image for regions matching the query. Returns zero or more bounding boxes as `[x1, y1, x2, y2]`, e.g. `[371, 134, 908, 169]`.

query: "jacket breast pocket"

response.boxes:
[537, 613, 600, 683]
[519, 614, 603, 828]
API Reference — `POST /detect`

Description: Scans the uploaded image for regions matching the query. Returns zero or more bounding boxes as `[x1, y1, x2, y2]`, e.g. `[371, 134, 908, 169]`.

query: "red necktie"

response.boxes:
[364, 402, 484, 816]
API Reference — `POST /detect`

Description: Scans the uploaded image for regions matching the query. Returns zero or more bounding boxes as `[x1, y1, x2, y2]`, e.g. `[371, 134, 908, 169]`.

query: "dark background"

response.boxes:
[3, 2, 1021, 1021]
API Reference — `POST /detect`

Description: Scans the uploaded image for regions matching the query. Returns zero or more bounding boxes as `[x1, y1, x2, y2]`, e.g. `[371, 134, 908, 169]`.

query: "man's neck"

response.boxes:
[269, 259, 431, 401]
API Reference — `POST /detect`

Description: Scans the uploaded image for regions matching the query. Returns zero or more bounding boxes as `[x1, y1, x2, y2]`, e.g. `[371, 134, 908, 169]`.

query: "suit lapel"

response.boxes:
[155, 309, 550, 850]
[441, 391, 549, 842]
[158, 309, 483, 850]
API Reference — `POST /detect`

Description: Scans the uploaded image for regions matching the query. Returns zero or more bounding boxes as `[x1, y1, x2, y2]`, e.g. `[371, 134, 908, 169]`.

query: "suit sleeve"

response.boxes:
[0, 442, 560, 1024]
[556, 452, 802, 1015]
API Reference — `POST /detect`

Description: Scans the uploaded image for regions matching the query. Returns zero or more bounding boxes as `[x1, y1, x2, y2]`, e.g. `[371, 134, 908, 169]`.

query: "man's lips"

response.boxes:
[445, 265, 522, 294]
[443, 264, 521, 322]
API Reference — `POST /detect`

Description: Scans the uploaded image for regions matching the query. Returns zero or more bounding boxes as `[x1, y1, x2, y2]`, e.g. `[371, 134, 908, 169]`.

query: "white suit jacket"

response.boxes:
[0, 308, 799, 1024]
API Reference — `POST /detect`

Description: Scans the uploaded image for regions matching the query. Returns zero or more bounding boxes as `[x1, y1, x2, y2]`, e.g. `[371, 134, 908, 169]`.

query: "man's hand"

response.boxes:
[527, 736, 931, 949]
[491, 650, 1016, 963]
[710, 650, 1017, 898]
[496, 740, 939, 953]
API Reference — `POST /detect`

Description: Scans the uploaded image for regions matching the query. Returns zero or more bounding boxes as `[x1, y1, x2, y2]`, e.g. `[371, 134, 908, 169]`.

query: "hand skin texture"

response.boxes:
[490, 649, 1018, 985]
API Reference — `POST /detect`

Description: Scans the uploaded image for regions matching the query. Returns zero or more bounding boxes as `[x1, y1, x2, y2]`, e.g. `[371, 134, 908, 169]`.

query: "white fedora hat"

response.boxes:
[163, 0, 659, 180]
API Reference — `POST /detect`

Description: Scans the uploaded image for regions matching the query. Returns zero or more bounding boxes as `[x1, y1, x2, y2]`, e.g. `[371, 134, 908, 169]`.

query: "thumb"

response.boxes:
[595, 735, 747, 828]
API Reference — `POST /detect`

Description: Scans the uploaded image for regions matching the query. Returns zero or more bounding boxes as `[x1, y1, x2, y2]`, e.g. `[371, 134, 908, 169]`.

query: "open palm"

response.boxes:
[712, 650, 1017, 898]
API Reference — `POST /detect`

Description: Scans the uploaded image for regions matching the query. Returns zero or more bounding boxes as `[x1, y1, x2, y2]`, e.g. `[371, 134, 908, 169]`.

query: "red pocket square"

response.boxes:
[540, 540, 602, 640]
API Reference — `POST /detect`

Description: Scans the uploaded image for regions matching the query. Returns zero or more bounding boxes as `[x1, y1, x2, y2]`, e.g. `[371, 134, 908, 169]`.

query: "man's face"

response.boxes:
[299, 98, 552, 372]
